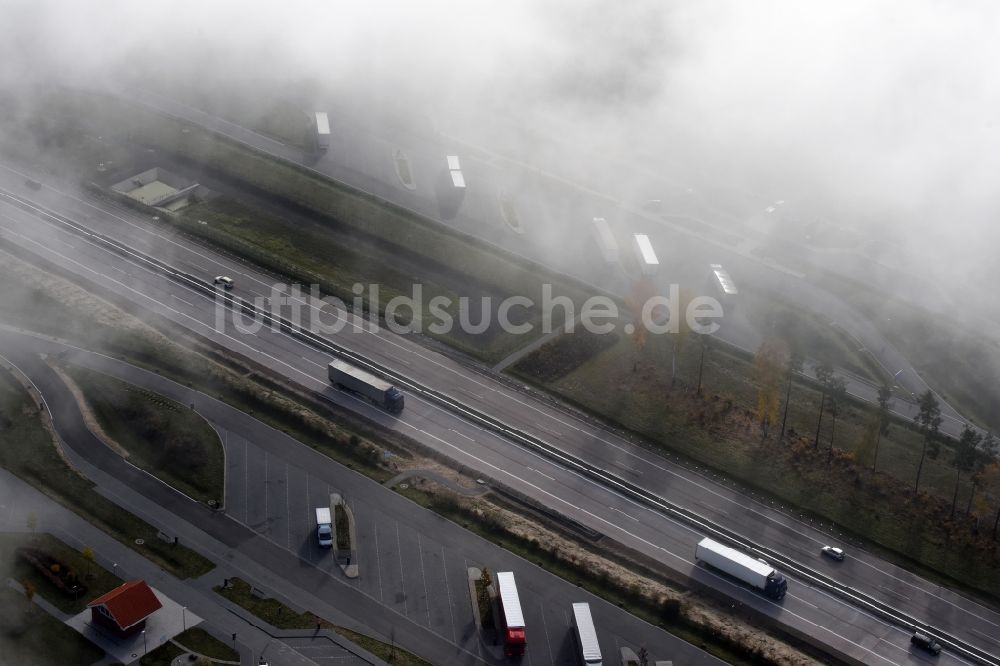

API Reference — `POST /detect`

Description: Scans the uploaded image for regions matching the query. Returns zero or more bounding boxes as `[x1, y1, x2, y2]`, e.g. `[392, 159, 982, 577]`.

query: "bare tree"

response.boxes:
[779, 350, 803, 440]
[872, 383, 893, 471]
[813, 362, 834, 448]
[696, 333, 711, 396]
[977, 461, 1000, 539]
[913, 390, 942, 493]
[826, 378, 847, 463]
[952, 425, 982, 518]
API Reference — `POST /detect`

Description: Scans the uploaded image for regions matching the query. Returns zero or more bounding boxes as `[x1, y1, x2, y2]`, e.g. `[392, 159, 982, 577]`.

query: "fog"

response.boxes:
[3, 0, 999, 308]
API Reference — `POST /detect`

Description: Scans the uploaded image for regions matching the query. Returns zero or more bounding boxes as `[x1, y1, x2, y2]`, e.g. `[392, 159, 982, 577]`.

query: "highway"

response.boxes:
[0, 166, 996, 665]
[1, 330, 723, 665]
[122, 85, 974, 438]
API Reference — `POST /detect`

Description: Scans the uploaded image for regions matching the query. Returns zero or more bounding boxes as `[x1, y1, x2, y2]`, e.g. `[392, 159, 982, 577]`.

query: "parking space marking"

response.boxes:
[538, 601, 555, 665]
[441, 546, 457, 643]
[374, 515, 384, 602]
[611, 507, 639, 522]
[417, 533, 431, 627]
[263, 451, 269, 537]
[397, 522, 407, 616]
[243, 438, 249, 524]
[285, 464, 291, 549]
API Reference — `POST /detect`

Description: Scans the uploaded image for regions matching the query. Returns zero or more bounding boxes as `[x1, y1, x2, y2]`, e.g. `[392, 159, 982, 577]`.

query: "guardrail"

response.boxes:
[3, 189, 997, 666]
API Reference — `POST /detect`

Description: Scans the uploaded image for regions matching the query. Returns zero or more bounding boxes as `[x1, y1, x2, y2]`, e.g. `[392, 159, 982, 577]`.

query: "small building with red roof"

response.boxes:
[87, 580, 163, 639]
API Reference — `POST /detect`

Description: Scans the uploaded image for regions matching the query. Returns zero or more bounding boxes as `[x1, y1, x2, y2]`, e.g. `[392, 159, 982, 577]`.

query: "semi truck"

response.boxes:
[632, 233, 659, 276]
[695, 537, 787, 600]
[328, 360, 404, 413]
[315, 507, 333, 548]
[590, 217, 619, 265]
[314, 111, 330, 152]
[571, 602, 602, 665]
[495, 571, 526, 656]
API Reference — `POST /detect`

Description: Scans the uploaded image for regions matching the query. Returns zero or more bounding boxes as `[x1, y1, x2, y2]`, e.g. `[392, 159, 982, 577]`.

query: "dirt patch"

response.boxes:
[513, 326, 621, 383]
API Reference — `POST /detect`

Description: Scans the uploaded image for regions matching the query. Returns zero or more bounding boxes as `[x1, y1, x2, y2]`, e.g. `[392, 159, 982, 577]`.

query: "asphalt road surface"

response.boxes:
[122, 86, 973, 437]
[0, 170, 995, 665]
[1, 330, 723, 666]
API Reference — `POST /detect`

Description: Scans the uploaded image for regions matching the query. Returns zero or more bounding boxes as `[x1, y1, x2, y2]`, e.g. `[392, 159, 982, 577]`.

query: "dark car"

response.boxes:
[911, 631, 942, 655]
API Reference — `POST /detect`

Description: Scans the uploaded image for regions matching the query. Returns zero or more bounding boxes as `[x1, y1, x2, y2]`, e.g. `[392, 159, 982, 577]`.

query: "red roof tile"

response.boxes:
[87, 580, 162, 629]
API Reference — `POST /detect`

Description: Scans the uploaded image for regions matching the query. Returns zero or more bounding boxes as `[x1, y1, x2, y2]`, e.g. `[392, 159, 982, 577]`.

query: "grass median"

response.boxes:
[0, 366, 214, 580]
[0, 533, 123, 615]
[511, 325, 1000, 601]
[63, 364, 224, 505]
[140, 627, 238, 666]
[0, 588, 104, 666]
[215, 578, 431, 666]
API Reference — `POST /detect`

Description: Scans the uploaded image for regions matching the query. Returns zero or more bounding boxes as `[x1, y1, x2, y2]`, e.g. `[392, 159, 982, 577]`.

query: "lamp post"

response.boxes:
[142, 629, 147, 655]
[182, 606, 187, 632]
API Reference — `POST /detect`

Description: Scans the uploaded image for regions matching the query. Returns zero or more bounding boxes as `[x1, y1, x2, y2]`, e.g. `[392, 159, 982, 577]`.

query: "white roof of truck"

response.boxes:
[450, 170, 466, 188]
[315, 507, 331, 523]
[495, 572, 525, 628]
[697, 537, 772, 578]
[446, 155, 461, 171]
[572, 603, 602, 662]
[315, 111, 330, 135]
[633, 234, 659, 265]
[329, 360, 394, 392]
[591, 217, 618, 262]
[711, 263, 738, 295]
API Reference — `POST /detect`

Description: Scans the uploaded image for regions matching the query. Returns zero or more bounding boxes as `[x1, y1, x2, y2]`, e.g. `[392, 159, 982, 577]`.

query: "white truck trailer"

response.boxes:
[314, 111, 330, 152]
[591, 217, 619, 265]
[632, 233, 659, 276]
[695, 537, 787, 600]
[571, 602, 602, 665]
[328, 360, 404, 413]
[315, 507, 333, 548]
[496, 571, 527, 656]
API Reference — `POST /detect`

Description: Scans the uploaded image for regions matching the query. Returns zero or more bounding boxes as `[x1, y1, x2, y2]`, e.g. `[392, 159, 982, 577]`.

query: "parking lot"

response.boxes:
[220, 425, 720, 665]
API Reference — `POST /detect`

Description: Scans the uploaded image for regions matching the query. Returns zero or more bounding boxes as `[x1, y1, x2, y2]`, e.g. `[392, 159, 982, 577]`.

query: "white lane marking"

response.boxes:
[612, 460, 642, 476]
[301, 356, 326, 369]
[383, 351, 412, 366]
[7, 192, 995, 632]
[416, 533, 432, 627]
[449, 429, 475, 443]
[172, 294, 193, 307]
[373, 515, 384, 603]
[526, 467, 555, 481]
[611, 507, 639, 522]
[441, 546, 458, 643]
[878, 585, 912, 602]
[971, 629, 1000, 648]
[455, 386, 484, 400]
[396, 522, 407, 617]
[406, 422, 902, 666]
[8, 277, 906, 666]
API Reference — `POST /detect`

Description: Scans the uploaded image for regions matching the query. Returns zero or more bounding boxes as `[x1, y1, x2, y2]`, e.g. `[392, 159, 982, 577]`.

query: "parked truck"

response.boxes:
[571, 602, 602, 665]
[328, 360, 404, 413]
[496, 571, 526, 656]
[315, 507, 333, 548]
[695, 537, 787, 600]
